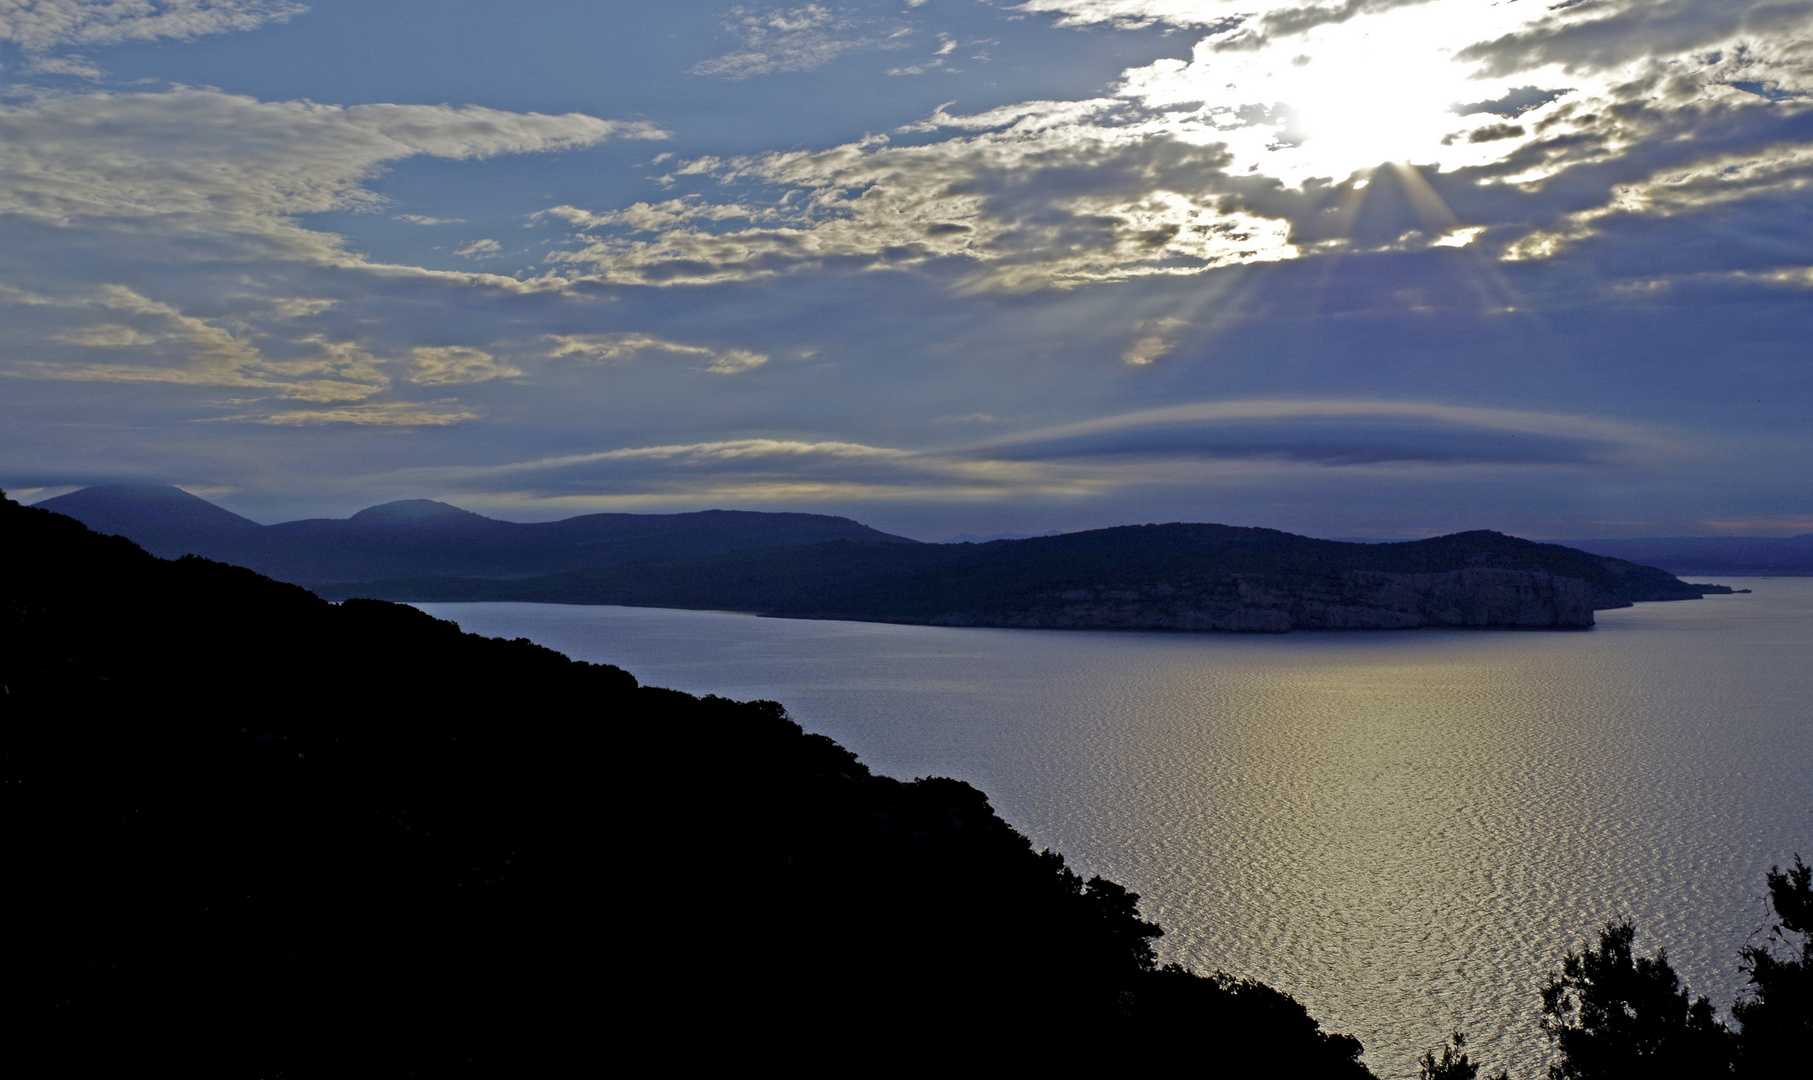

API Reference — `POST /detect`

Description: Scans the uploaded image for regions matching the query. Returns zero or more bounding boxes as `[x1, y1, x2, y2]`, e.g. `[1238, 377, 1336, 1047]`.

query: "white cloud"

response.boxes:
[545, 332, 769, 374]
[0, 0, 305, 52]
[407, 345, 519, 385]
[0, 89, 661, 271]
[690, 3, 907, 79]
[23, 52, 104, 77]
[454, 238, 502, 259]
[1010, 0, 1242, 30]
[547, 124, 1297, 290]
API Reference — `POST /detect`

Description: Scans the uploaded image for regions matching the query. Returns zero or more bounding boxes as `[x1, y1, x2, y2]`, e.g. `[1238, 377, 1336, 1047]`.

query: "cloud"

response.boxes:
[22, 52, 105, 77]
[690, 3, 907, 79]
[454, 238, 501, 259]
[1457, 0, 1813, 78]
[958, 400, 1673, 469]
[0, 0, 304, 52]
[406, 345, 519, 385]
[536, 0, 1813, 298]
[0, 89, 661, 270]
[13, 284, 388, 401]
[546, 125, 1297, 290]
[358, 399, 1672, 510]
[368, 435, 1080, 504]
[211, 401, 480, 426]
[50, 321, 156, 346]
[545, 332, 768, 374]
[1011, 0, 1430, 36]
[1120, 316, 1187, 366]
[1009, 1, 1237, 30]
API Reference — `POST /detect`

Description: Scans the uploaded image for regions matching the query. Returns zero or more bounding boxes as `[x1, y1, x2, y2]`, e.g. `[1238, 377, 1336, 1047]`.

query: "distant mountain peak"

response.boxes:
[349, 499, 495, 525]
[37, 483, 260, 533]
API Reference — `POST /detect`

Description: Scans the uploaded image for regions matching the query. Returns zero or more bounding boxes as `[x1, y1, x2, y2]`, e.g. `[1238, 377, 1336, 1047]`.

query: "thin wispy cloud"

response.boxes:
[690, 3, 908, 79]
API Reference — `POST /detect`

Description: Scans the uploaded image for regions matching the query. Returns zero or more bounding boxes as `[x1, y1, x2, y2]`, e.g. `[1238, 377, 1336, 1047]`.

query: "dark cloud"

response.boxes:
[1457, 0, 1813, 77]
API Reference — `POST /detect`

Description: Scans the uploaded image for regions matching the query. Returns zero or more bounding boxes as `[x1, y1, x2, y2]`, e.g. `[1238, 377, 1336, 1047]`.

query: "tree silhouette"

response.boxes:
[1733, 855, 1811, 1077]
[1419, 1031, 1508, 1080]
[1540, 921, 1735, 1078]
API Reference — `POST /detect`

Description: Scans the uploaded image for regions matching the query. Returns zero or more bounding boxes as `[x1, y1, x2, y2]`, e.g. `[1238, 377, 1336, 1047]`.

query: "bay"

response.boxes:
[418, 580, 1812, 1079]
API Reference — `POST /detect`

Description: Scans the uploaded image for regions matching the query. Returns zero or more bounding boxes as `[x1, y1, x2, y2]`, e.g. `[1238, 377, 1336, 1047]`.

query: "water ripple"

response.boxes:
[421, 581, 1813, 1080]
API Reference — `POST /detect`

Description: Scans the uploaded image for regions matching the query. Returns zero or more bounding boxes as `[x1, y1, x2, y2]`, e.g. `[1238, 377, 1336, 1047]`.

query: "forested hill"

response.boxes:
[1, 489, 1376, 1076]
[322, 522, 1734, 632]
[33, 482, 914, 584]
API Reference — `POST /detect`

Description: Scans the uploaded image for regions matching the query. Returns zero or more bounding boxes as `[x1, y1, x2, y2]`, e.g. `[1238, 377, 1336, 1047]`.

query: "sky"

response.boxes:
[1, 0, 1809, 539]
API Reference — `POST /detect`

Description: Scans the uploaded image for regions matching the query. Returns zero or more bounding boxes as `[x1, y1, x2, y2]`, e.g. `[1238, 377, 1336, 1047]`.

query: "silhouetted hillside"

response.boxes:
[2, 490, 1376, 1076]
[324, 523, 1735, 632]
[34, 483, 917, 584]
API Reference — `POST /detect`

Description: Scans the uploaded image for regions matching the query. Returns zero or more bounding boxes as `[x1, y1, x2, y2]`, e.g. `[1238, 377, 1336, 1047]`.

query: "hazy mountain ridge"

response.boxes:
[322, 522, 1734, 633]
[34, 483, 917, 584]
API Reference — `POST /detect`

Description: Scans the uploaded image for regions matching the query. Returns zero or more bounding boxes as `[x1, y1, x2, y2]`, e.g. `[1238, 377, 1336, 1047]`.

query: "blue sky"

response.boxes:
[2, 0, 1809, 539]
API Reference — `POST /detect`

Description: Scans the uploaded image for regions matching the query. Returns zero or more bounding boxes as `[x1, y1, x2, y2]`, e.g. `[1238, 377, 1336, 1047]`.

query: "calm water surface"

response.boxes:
[419, 581, 1813, 1079]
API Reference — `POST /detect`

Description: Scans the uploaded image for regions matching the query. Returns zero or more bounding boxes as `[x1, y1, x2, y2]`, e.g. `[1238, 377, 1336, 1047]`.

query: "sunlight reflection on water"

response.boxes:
[419, 581, 1812, 1079]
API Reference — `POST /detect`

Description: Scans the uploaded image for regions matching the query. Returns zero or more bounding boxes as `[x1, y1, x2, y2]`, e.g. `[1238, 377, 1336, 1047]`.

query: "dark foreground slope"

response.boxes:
[2, 492, 1374, 1077]
[326, 523, 1733, 632]
[35, 483, 915, 584]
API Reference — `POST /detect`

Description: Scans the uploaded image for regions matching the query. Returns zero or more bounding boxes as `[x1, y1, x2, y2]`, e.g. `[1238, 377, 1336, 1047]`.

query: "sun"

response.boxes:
[1127, 0, 1557, 184]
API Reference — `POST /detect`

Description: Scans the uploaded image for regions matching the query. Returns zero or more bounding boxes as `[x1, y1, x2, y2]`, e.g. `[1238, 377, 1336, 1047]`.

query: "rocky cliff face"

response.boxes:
[901, 567, 1598, 632]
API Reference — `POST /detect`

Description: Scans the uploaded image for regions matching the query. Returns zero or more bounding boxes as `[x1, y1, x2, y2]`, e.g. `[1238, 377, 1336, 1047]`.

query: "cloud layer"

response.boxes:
[0, 1, 1805, 539]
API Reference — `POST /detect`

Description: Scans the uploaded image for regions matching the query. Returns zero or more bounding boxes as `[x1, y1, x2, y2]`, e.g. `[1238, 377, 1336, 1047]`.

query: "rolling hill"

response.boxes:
[34, 483, 915, 584]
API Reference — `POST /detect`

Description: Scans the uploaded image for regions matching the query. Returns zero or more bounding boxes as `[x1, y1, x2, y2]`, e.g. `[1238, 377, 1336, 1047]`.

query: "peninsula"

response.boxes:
[322, 523, 1733, 632]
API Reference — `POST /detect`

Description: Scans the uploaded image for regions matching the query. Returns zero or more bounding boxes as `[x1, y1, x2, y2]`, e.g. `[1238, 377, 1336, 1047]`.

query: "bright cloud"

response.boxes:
[0, 89, 659, 267]
[407, 346, 519, 386]
[0, 0, 304, 51]
[545, 333, 768, 374]
[541, 0, 1813, 291]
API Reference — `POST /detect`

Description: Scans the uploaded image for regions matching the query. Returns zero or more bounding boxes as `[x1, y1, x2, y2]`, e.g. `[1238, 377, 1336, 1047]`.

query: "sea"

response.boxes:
[417, 580, 1813, 1080]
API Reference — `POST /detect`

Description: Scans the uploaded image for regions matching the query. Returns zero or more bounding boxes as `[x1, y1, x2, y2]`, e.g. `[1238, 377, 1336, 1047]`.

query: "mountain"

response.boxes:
[30, 483, 263, 554]
[34, 483, 917, 584]
[320, 523, 1735, 632]
[3, 488, 1376, 1075]
[939, 530, 1066, 543]
[1557, 535, 1813, 577]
